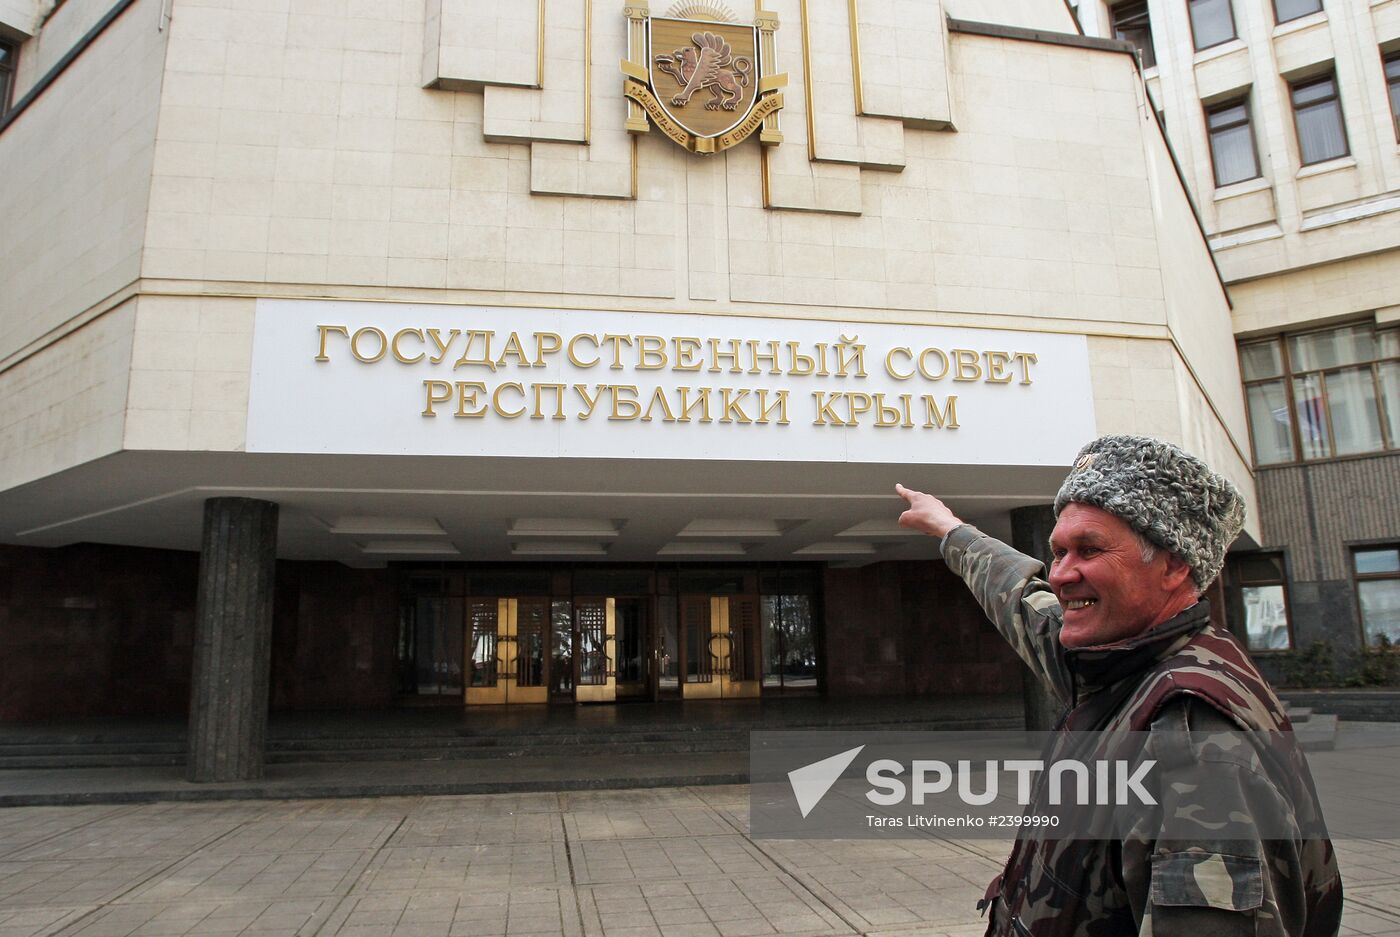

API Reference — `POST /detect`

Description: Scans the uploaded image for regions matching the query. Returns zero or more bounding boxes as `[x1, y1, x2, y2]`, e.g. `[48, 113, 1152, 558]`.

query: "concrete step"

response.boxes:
[1295, 713, 1338, 752]
[0, 715, 1021, 769]
[1278, 689, 1400, 723]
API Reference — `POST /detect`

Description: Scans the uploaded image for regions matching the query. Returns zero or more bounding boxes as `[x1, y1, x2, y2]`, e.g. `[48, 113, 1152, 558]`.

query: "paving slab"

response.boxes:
[0, 788, 1393, 937]
[0, 752, 748, 808]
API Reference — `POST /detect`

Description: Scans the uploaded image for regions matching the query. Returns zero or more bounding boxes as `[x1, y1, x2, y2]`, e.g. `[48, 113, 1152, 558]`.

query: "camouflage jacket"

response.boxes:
[941, 525, 1342, 937]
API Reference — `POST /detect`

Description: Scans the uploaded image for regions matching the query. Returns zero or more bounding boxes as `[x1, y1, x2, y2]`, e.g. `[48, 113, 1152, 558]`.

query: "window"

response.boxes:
[1231, 553, 1293, 651]
[1290, 72, 1349, 164]
[1206, 97, 1260, 186]
[1239, 322, 1400, 464]
[1273, 0, 1322, 24]
[1111, 1, 1156, 69]
[1188, 0, 1237, 51]
[0, 38, 17, 116]
[1353, 546, 1400, 647]
[1386, 51, 1400, 143]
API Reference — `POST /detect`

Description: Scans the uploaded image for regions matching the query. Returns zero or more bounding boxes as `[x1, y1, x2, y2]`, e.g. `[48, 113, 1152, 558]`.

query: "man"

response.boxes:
[895, 434, 1341, 937]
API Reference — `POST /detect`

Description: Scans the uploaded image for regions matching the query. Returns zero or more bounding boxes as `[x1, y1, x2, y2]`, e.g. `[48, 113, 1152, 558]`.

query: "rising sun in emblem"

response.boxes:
[663, 3, 738, 21]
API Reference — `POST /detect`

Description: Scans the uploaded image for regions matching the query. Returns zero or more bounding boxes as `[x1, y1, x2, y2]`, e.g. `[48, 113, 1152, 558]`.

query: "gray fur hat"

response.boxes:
[1053, 435, 1245, 589]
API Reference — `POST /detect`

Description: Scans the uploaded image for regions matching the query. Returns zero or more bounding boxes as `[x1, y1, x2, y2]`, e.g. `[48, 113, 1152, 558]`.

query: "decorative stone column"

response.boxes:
[1010, 504, 1062, 733]
[187, 498, 279, 782]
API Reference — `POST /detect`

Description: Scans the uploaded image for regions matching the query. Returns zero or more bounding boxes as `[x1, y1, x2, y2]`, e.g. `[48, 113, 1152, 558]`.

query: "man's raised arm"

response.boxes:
[896, 484, 1073, 706]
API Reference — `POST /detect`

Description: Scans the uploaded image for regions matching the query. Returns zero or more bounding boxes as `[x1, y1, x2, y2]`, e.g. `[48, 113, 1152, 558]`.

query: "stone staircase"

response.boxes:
[1283, 701, 1339, 751]
[0, 704, 1021, 771]
[0, 698, 1340, 770]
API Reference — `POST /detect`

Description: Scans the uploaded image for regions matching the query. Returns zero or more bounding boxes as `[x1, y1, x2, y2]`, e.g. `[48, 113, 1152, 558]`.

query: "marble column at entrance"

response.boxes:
[187, 498, 279, 782]
[1010, 505, 1062, 732]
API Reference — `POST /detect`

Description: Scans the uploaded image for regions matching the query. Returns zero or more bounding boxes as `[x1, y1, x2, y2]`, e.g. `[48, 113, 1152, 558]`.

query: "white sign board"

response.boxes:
[247, 300, 1096, 466]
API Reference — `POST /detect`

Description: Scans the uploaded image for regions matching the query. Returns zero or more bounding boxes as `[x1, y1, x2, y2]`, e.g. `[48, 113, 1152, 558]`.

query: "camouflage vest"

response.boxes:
[980, 604, 1339, 937]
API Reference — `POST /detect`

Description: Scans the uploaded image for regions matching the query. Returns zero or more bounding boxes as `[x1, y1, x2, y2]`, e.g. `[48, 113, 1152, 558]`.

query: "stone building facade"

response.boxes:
[1, 0, 1253, 766]
[1076, 0, 1400, 679]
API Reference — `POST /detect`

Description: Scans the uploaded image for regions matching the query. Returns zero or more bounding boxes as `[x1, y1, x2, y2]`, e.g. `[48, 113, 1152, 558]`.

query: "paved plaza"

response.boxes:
[0, 785, 1396, 937]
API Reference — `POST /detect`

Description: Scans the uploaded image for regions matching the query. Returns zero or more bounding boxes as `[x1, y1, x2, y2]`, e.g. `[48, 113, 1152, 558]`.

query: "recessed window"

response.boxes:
[1231, 553, 1293, 651]
[1385, 51, 1400, 143]
[1188, 0, 1237, 51]
[1111, 1, 1156, 69]
[1206, 97, 1260, 186]
[1239, 323, 1400, 465]
[1290, 72, 1349, 164]
[1273, 0, 1322, 24]
[0, 38, 17, 117]
[1353, 546, 1400, 647]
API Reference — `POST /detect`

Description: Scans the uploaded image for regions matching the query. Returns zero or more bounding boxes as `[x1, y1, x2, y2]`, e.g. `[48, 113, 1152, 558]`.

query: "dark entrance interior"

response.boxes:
[395, 564, 822, 705]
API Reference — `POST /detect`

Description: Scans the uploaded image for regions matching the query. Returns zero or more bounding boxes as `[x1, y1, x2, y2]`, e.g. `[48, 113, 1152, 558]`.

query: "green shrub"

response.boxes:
[1279, 641, 1337, 688]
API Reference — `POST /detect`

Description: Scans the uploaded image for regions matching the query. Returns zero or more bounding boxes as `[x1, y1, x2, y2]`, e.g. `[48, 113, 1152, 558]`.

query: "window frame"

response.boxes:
[1288, 71, 1350, 165]
[1385, 49, 1400, 144]
[1187, 0, 1239, 52]
[1228, 552, 1295, 653]
[1239, 321, 1400, 467]
[1271, 0, 1323, 25]
[1205, 95, 1261, 187]
[1350, 543, 1400, 649]
[1110, 0, 1157, 70]
[0, 36, 17, 117]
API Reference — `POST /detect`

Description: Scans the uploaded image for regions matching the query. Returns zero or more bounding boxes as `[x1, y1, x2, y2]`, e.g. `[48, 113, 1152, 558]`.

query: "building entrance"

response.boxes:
[395, 564, 821, 706]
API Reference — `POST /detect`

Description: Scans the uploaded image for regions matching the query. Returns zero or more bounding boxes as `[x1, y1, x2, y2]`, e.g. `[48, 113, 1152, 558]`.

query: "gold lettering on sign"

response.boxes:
[324, 324, 1052, 433]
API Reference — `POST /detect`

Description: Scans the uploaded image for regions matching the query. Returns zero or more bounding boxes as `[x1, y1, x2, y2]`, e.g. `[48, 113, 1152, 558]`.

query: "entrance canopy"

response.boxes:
[0, 450, 1072, 566]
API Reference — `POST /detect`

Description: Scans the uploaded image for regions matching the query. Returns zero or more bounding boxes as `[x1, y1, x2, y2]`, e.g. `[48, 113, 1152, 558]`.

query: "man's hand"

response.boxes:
[895, 483, 964, 539]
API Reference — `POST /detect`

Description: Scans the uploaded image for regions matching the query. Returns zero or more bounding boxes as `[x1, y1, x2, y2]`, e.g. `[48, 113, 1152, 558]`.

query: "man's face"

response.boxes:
[1048, 503, 1186, 649]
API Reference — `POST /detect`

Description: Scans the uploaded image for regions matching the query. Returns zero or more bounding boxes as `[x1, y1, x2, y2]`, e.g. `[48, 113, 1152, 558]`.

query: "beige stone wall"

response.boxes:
[0, 0, 165, 360]
[1230, 250, 1400, 335]
[128, 0, 1248, 453]
[137, 2, 1210, 326]
[124, 296, 254, 453]
[11, 0, 122, 97]
[1143, 98, 1251, 460]
[0, 0, 1253, 516]
[1081, 0, 1400, 300]
[0, 0, 41, 40]
[0, 300, 133, 492]
[944, 0, 1078, 32]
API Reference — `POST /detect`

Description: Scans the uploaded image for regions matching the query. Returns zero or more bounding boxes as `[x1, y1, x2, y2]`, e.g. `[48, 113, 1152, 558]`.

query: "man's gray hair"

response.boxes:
[1132, 530, 1157, 565]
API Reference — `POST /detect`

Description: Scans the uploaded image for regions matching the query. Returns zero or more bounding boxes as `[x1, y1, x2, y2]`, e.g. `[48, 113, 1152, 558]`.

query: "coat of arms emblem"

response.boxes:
[621, 3, 785, 154]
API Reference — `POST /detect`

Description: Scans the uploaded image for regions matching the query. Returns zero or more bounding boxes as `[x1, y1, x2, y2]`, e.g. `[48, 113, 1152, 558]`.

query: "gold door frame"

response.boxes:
[464, 598, 551, 705]
[724, 595, 761, 699]
[574, 597, 616, 702]
[465, 598, 510, 706]
[682, 596, 761, 699]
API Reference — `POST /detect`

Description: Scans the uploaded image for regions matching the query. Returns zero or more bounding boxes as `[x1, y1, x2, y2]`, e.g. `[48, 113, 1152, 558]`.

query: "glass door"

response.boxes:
[465, 598, 506, 705]
[614, 597, 653, 699]
[680, 594, 760, 699]
[513, 597, 550, 704]
[550, 599, 575, 703]
[464, 597, 550, 705]
[574, 597, 616, 702]
[397, 596, 466, 696]
[656, 594, 681, 699]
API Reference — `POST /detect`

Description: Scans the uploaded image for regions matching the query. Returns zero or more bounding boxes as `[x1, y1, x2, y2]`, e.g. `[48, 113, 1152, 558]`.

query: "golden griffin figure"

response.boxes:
[655, 32, 753, 111]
